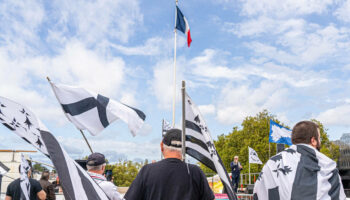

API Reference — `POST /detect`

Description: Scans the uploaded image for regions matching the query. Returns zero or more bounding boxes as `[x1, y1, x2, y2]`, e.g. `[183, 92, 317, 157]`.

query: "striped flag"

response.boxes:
[176, 6, 192, 47]
[0, 161, 10, 195]
[0, 161, 9, 176]
[184, 93, 237, 200]
[0, 96, 109, 200]
[20, 154, 31, 200]
[49, 82, 146, 136]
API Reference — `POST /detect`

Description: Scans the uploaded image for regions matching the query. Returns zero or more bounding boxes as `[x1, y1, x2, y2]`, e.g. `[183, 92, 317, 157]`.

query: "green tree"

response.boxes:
[33, 163, 48, 172]
[109, 161, 142, 187]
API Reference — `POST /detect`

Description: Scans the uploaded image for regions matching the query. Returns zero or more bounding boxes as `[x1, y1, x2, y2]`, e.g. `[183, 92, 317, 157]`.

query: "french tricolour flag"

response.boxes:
[176, 6, 192, 47]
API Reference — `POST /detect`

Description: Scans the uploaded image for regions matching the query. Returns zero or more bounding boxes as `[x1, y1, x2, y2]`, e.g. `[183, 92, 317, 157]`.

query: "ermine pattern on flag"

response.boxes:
[20, 154, 31, 200]
[185, 93, 237, 200]
[248, 147, 262, 164]
[0, 96, 109, 200]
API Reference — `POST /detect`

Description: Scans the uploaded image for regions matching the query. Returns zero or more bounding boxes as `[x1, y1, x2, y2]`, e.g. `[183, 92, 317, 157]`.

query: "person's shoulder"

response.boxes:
[8, 178, 20, 187]
[188, 163, 205, 174]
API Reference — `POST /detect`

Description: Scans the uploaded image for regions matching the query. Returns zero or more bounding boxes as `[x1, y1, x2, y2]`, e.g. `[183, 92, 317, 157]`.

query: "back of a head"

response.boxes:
[162, 129, 182, 158]
[41, 171, 50, 181]
[86, 152, 106, 172]
[292, 121, 319, 145]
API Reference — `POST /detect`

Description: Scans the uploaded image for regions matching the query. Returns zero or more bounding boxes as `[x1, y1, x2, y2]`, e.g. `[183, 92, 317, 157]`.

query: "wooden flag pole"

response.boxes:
[46, 77, 94, 154]
[181, 80, 186, 161]
[80, 130, 94, 154]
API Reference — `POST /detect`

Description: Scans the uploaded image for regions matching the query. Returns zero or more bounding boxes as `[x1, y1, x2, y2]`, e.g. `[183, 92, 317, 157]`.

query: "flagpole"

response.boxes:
[80, 130, 94, 154]
[248, 147, 251, 185]
[172, 0, 178, 127]
[181, 80, 186, 162]
[161, 119, 164, 160]
[46, 77, 94, 154]
[267, 120, 271, 160]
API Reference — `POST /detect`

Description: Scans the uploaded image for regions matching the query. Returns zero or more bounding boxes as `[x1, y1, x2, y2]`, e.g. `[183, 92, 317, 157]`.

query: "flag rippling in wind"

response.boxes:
[0, 161, 10, 194]
[162, 119, 172, 137]
[20, 154, 31, 200]
[49, 82, 146, 136]
[0, 96, 109, 200]
[248, 147, 262, 164]
[269, 120, 292, 146]
[184, 93, 237, 200]
[176, 6, 192, 47]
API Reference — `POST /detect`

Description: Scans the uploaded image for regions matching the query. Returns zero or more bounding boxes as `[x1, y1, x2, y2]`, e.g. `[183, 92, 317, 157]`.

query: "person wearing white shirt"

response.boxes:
[86, 153, 122, 200]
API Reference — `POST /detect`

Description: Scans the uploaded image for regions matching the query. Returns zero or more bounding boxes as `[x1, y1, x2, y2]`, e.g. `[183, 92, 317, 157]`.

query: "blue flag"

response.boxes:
[269, 119, 292, 146]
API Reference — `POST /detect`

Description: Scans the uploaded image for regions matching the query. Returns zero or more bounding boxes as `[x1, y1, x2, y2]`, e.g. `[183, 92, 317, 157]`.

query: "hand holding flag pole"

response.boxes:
[46, 77, 94, 154]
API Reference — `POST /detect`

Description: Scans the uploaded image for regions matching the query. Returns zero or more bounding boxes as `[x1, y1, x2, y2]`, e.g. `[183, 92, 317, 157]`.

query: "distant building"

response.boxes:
[337, 133, 350, 197]
[0, 150, 36, 194]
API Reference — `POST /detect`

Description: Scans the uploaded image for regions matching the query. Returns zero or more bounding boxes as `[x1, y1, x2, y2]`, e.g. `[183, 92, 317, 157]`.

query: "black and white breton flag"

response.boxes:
[20, 154, 31, 200]
[0, 160, 10, 193]
[184, 93, 237, 200]
[253, 144, 346, 200]
[162, 119, 172, 137]
[49, 82, 146, 136]
[0, 161, 9, 176]
[0, 96, 109, 200]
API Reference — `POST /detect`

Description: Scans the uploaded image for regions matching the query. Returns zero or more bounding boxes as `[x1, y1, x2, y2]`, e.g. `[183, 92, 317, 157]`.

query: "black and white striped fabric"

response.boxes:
[185, 93, 237, 200]
[162, 119, 172, 137]
[20, 154, 31, 200]
[253, 144, 346, 200]
[0, 161, 9, 175]
[0, 96, 109, 200]
[49, 82, 146, 136]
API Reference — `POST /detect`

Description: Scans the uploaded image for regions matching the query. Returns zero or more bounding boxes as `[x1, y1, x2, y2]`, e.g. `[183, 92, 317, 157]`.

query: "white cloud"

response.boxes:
[198, 104, 216, 116]
[0, 40, 126, 123]
[239, 0, 333, 17]
[188, 49, 328, 88]
[50, 0, 143, 45]
[216, 81, 289, 124]
[334, 0, 350, 23]
[316, 104, 350, 126]
[150, 58, 185, 110]
[110, 37, 174, 56]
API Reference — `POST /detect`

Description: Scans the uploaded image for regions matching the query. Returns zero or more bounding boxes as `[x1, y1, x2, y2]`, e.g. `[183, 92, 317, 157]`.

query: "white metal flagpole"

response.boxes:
[248, 147, 251, 185]
[172, 0, 178, 127]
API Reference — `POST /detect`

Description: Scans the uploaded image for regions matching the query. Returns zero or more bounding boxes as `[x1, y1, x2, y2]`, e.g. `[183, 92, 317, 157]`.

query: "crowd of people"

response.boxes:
[3, 120, 347, 200]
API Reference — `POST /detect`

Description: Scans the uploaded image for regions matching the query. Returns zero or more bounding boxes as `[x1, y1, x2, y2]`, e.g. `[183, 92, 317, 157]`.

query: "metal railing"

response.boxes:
[240, 173, 260, 185]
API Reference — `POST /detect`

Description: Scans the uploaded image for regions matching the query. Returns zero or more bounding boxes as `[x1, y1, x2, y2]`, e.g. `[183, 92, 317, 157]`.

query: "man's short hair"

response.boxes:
[41, 171, 50, 181]
[87, 163, 106, 171]
[292, 121, 319, 145]
[234, 156, 238, 159]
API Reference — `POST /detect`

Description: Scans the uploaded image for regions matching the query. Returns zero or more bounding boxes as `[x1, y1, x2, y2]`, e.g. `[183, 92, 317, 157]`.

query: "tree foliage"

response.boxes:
[33, 163, 48, 172]
[106, 160, 146, 187]
[199, 110, 339, 175]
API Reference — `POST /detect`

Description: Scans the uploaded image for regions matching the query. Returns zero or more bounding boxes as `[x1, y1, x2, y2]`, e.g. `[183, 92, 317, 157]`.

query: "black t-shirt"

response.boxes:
[124, 158, 215, 200]
[6, 178, 43, 200]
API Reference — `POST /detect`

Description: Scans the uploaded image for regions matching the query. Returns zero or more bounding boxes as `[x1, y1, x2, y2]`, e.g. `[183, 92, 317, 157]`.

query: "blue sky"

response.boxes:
[1, 0, 350, 164]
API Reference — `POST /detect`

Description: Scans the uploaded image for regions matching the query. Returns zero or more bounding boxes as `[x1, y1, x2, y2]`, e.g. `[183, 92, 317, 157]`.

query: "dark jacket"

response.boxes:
[39, 179, 56, 200]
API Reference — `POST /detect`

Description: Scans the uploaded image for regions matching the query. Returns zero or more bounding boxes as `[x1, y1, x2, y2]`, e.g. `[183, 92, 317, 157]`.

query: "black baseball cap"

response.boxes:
[87, 152, 106, 166]
[162, 128, 182, 148]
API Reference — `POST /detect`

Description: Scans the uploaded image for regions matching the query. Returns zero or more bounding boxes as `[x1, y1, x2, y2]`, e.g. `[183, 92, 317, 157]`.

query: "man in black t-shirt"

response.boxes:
[5, 165, 46, 200]
[124, 129, 215, 200]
